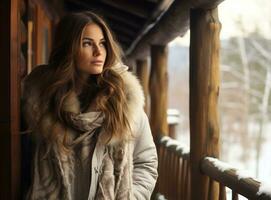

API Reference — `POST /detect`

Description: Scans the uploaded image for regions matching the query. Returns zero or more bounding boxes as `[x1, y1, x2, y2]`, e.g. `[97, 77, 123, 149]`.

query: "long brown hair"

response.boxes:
[39, 11, 130, 148]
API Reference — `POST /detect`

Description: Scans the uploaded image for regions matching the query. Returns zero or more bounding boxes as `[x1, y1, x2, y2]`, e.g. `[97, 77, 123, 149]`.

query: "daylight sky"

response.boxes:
[170, 0, 271, 46]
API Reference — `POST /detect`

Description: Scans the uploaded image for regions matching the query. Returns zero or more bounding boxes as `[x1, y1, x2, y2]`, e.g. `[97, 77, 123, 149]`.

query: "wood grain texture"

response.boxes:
[189, 7, 221, 200]
[149, 45, 169, 137]
[11, 0, 21, 199]
[201, 158, 271, 200]
[0, 0, 21, 199]
[136, 59, 150, 114]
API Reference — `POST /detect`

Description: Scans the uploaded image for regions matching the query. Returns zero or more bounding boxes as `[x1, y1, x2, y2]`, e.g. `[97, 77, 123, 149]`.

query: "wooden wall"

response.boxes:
[0, 0, 57, 198]
[35, 2, 53, 66]
[0, 0, 21, 199]
[27, 0, 54, 71]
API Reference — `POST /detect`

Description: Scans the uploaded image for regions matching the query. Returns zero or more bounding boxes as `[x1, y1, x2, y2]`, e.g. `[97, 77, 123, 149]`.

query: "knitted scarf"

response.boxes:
[24, 63, 137, 199]
[26, 111, 133, 200]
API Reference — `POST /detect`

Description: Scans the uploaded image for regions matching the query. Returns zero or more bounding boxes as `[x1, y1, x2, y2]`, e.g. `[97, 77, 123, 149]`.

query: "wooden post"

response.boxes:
[149, 45, 169, 137]
[189, 7, 221, 200]
[136, 59, 150, 114]
[167, 109, 180, 139]
[0, 0, 21, 199]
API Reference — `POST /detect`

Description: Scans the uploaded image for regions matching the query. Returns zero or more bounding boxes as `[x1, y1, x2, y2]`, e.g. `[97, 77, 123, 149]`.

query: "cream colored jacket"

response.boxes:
[22, 63, 158, 200]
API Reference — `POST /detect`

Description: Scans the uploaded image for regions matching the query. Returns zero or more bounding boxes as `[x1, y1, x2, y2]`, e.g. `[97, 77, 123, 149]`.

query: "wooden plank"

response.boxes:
[11, 0, 21, 199]
[189, 7, 221, 200]
[32, 0, 61, 20]
[109, 24, 136, 39]
[0, 0, 11, 198]
[65, 0, 143, 31]
[101, 0, 150, 19]
[35, 2, 52, 65]
[149, 45, 169, 137]
[27, 21, 33, 73]
[219, 183, 226, 200]
[0, 0, 21, 199]
[190, 0, 223, 9]
[208, 179, 220, 200]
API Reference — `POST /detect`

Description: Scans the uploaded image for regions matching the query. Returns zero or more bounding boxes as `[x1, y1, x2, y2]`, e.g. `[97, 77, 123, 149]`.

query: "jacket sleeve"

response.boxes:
[132, 111, 158, 200]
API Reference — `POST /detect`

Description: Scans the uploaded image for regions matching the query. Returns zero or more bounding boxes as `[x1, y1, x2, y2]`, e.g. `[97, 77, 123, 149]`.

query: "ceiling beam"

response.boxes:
[113, 33, 133, 45]
[103, 13, 141, 32]
[190, 0, 224, 9]
[119, 35, 133, 43]
[125, 0, 224, 60]
[65, 0, 143, 31]
[150, 0, 174, 20]
[125, 0, 191, 60]
[109, 23, 136, 39]
[100, 0, 150, 19]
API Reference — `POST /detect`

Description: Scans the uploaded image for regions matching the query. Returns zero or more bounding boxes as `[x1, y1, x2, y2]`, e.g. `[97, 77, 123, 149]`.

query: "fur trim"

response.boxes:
[121, 69, 145, 128]
[22, 63, 145, 145]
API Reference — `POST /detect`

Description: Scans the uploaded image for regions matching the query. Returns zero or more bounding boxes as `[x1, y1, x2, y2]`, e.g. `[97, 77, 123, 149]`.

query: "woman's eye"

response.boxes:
[100, 41, 106, 47]
[82, 41, 92, 47]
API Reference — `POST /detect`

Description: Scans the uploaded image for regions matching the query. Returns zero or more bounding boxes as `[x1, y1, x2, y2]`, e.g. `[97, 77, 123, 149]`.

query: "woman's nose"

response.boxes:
[93, 45, 101, 56]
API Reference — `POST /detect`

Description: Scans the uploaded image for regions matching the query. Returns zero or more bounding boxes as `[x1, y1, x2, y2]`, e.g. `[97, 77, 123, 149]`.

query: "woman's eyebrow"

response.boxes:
[82, 37, 105, 41]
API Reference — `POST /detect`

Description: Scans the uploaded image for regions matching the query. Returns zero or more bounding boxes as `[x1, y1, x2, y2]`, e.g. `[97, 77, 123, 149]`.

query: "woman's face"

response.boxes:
[76, 23, 107, 78]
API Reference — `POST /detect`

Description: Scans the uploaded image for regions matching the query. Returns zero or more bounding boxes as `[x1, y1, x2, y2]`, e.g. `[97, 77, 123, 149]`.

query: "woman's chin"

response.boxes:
[88, 67, 103, 75]
[90, 70, 103, 75]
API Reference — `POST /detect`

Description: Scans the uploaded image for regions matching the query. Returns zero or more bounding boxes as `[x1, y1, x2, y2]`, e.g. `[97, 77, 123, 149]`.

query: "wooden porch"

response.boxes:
[0, 0, 270, 199]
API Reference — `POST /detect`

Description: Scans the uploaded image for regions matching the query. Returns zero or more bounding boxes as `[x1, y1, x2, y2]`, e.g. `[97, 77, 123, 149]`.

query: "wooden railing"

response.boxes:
[155, 136, 271, 200]
[155, 136, 190, 200]
[201, 157, 271, 200]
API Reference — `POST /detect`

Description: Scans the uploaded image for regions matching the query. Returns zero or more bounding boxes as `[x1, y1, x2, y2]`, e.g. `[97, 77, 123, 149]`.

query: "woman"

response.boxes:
[21, 11, 158, 200]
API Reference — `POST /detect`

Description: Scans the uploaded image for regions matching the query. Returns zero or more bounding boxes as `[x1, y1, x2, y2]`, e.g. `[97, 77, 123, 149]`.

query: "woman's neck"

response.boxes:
[75, 74, 89, 94]
[76, 75, 100, 112]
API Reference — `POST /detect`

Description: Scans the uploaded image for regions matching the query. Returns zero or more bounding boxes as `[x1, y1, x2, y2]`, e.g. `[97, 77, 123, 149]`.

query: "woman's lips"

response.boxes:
[91, 60, 103, 65]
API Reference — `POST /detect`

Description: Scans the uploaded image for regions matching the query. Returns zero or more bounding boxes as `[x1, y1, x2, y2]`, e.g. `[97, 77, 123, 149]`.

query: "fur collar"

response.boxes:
[22, 63, 145, 145]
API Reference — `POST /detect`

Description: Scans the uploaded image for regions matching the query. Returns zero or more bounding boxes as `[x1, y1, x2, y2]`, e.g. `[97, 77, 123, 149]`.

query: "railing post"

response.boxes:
[189, 7, 221, 200]
[167, 109, 180, 139]
[149, 45, 169, 137]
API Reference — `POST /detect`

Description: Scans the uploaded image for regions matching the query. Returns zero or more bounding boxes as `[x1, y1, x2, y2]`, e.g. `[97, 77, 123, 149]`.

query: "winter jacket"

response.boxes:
[21, 64, 158, 200]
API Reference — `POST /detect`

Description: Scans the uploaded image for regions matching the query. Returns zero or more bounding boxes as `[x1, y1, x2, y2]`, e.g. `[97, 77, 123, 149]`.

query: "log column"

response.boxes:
[149, 45, 169, 137]
[136, 59, 150, 114]
[0, 0, 21, 199]
[189, 8, 221, 200]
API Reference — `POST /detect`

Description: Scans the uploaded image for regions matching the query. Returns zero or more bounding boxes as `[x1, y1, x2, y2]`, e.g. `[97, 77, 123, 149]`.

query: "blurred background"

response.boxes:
[168, 0, 271, 186]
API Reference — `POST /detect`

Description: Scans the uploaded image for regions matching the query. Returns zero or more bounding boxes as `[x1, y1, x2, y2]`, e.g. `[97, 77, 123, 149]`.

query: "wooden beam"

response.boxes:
[11, 0, 21, 198]
[189, 7, 221, 200]
[109, 23, 136, 39]
[103, 13, 140, 32]
[136, 59, 150, 114]
[112, 33, 133, 47]
[125, 0, 224, 60]
[100, 0, 150, 19]
[150, 0, 173, 20]
[201, 157, 271, 200]
[149, 45, 168, 137]
[0, 0, 11, 197]
[0, 0, 21, 199]
[126, 0, 190, 60]
[65, 0, 144, 31]
[190, 0, 224, 9]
